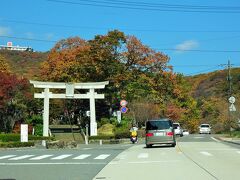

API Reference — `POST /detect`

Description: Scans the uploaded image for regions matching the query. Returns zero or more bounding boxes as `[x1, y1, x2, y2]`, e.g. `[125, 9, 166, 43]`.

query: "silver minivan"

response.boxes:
[145, 119, 176, 148]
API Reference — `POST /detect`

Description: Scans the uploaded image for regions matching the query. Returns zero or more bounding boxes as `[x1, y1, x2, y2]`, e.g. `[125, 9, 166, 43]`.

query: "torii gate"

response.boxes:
[30, 80, 109, 137]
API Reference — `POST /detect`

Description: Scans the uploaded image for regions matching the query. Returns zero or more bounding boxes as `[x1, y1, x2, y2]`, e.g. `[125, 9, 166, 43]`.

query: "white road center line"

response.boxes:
[9, 155, 35, 160]
[51, 154, 72, 160]
[30, 155, 53, 160]
[0, 155, 16, 160]
[94, 154, 110, 160]
[73, 154, 91, 159]
[200, 151, 213, 156]
[137, 153, 149, 159]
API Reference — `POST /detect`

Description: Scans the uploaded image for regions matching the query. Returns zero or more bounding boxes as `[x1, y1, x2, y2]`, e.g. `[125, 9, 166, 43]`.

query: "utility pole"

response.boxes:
[220, 60, 234, 134]
[227, 60, 232, 98]
[227, 60, 232, 134]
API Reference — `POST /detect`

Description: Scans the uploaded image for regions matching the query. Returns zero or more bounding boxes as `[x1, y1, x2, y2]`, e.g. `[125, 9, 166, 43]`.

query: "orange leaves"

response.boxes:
[166, 103, 186, 121]
[40, 37, 91, 82]
[124, 36, 170, 73]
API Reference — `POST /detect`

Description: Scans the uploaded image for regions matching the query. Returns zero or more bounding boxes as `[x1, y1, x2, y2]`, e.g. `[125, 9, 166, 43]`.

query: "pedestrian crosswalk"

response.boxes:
[0, 154, 111, 161]
[0, 150, 239, 162]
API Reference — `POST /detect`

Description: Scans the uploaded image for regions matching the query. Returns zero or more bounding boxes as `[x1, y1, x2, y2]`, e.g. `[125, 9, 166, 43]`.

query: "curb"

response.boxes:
[215, 136, 240, 145]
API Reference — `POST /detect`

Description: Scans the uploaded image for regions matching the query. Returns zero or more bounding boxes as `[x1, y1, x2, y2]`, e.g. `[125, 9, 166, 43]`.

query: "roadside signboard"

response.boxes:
[21, 124, 28, 142]
[120, 106, 128, 113]
[117, 111, 121, 123]
[229, 96, 236, 104]
[120, 100, 128, 107]
[229, 104, 236, 112]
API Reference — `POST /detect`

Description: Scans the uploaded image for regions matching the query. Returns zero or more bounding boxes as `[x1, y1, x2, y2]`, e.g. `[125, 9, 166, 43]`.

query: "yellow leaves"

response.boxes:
[0, 55, 11, 73]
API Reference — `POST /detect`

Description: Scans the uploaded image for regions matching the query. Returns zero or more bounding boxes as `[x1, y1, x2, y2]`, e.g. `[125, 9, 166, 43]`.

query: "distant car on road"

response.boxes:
[199, 124, 211, 134]
[145, 118, 176, 148]
[183, 129, 190, 136]
[173, 122, 183, 137]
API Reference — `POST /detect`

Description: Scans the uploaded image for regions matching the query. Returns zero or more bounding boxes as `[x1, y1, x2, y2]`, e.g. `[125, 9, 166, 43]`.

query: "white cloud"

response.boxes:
[44, 33, 54, 40]
[175, 40, 199, 52]
[0, 26, 11, 36]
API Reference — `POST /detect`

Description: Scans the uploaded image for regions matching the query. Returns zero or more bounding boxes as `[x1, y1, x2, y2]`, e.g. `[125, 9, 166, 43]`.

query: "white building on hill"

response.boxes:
[0, 42, 33, 52]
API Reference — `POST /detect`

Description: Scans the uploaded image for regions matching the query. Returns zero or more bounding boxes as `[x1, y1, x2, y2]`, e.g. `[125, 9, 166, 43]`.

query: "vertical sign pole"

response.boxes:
[89, 88, 97, 136]
[43, 88, 50, 137]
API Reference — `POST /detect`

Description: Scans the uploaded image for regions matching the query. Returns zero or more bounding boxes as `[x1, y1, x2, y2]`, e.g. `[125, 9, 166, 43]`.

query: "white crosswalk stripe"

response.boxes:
[73, 154, 91, 160]
[51, 154, 72, 160]
[30, 155, 53, 160]
[0, 155, 16, 160]
[94, 154, 110, 160]
[9, 155, 34, 160]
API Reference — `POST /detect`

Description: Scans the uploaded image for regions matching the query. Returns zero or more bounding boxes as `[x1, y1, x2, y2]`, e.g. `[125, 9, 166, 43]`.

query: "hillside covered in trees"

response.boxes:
[0, 30, 239, 134]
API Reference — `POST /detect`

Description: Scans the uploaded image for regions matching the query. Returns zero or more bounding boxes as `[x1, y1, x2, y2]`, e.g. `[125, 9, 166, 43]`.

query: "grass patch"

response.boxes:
[230, 131, 240, 138]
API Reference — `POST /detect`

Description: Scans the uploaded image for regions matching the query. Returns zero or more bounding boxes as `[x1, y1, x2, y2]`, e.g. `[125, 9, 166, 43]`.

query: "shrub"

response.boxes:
[0, 134, 20, 142]
[89, 135, 114, 140]
[26, 114, 43, 125]
[98, 118, 110, 127]
[98, 123, 115, 136]
[231, 131, 240, 138]
[114, 129, 130, 139]
[0, 134, 54, 142]
[34, 124, 43, 136]
[0, 141, 34, 148]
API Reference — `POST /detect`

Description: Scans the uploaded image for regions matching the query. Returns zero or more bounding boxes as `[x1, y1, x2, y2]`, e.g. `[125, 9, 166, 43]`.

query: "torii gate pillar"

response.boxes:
[30, 80, 109, 137]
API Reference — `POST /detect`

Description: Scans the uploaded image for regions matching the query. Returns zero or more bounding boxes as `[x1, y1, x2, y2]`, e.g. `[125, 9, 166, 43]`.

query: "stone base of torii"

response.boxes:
[30, 80, 109, 137]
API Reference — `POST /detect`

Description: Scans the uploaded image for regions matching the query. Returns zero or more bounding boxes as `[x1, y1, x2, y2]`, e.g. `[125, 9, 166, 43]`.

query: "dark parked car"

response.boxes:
[145, 118, 176, 148]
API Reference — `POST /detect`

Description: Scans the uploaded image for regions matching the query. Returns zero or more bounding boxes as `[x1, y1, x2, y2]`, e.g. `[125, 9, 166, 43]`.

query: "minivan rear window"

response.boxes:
[201, 124, 210, 128]
[146, 120, 172, 130]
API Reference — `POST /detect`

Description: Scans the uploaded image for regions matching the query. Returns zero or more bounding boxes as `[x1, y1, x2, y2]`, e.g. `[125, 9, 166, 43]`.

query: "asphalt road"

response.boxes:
[94, 134, 240, 180]
[0, 144, 131, 180]
[0, 135, 239, 180]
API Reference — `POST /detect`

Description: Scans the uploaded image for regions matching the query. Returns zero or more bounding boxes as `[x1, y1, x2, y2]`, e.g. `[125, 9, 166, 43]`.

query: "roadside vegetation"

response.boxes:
[0, 134, 53, 148]
[0, 30, 239, 145]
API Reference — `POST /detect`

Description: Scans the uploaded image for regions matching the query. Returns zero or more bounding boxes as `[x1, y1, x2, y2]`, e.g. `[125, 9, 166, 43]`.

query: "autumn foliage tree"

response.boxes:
[39, 30, 200, 132]
[0, 71, 32, 132]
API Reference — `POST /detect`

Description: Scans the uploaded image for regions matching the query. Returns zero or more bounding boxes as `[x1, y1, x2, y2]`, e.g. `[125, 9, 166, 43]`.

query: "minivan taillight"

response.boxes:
[146, 133, 153, 137]
[167, 132, 174, 136]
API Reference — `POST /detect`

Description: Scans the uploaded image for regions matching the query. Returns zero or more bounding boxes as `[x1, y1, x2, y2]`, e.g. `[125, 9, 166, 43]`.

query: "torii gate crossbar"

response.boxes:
[30, 80, 109, 137]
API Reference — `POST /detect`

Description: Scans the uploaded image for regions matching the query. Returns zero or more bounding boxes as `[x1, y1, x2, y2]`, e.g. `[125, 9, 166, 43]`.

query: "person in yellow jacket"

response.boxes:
[130, 126, 138, 143]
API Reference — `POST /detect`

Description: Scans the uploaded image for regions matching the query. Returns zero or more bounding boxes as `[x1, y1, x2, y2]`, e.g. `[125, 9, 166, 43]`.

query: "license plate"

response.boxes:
[155, 132, 164, 136]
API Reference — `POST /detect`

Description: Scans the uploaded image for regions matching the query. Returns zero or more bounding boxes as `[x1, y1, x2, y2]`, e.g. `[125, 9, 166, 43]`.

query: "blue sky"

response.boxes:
[1, 0, 240, 75]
